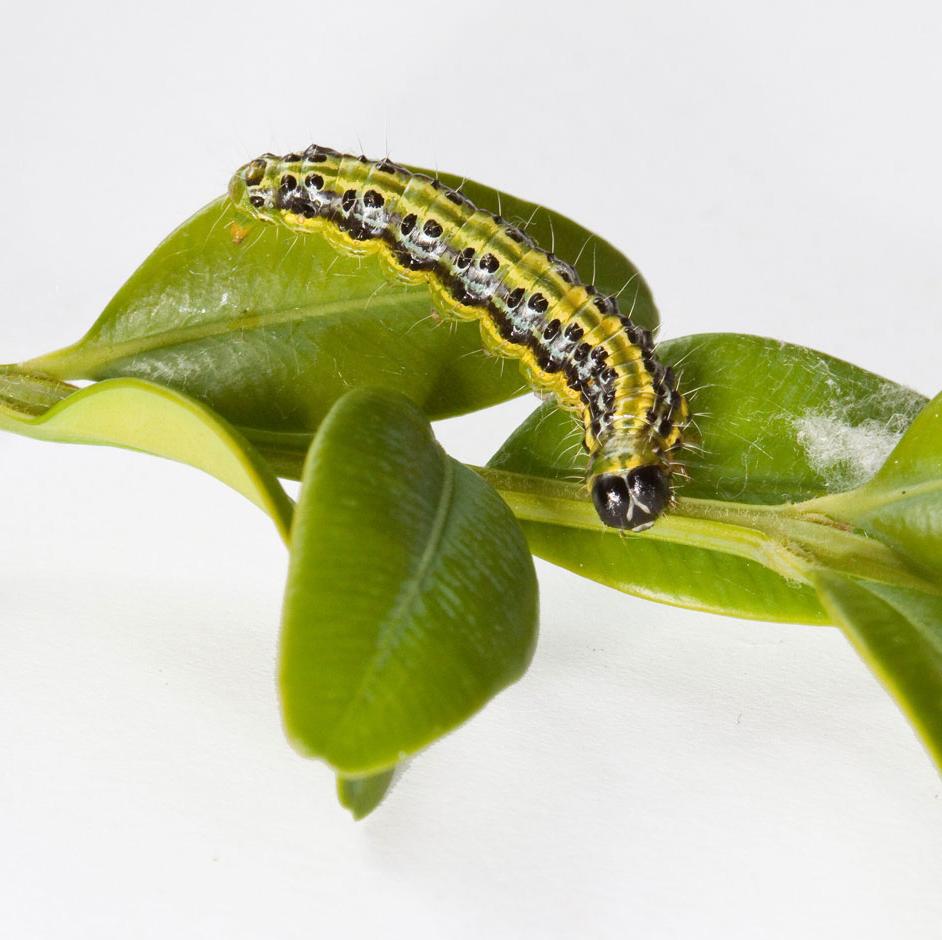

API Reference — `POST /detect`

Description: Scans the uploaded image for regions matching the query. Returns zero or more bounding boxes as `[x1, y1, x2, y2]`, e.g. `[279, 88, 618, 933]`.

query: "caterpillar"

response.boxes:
[228, 145, 689, 531]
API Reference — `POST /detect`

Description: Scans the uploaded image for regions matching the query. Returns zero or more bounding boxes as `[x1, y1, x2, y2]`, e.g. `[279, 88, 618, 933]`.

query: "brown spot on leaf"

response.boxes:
[228, 221, 250, 244]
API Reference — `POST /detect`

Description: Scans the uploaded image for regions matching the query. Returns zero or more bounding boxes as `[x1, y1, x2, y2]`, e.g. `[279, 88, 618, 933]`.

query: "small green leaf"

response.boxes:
[812, 390, 942, 579]
[0, 371, 293, 541]
[23, 168, 656, 457]
[815, 573, 942, 769]
[280, 388, 538, 775]
[336, 768, 398, 820]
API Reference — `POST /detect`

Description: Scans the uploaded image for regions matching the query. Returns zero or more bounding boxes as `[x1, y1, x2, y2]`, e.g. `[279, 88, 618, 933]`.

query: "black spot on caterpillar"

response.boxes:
[229, 145, 690, 531]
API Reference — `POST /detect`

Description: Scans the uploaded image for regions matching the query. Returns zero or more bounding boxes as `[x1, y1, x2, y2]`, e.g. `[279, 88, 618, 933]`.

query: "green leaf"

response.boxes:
[0, 370, 293, 541]
[490, 333, 927, 504]
[811, 391, 942, 580]
[483, 334, 928, 622]
[22, 168, 656, 458]
[815, 573, 942, 769]
[280, 388, 538, 775]
[336, 768, 398, 820]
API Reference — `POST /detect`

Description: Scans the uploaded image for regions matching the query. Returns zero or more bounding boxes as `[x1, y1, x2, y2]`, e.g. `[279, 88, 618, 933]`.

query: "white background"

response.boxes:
[1, 1, 940, 937]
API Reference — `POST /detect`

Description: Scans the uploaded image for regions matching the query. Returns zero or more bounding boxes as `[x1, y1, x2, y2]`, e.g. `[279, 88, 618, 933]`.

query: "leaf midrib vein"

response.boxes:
[31, 287, 423, 377]
[326, 454, 457, 756]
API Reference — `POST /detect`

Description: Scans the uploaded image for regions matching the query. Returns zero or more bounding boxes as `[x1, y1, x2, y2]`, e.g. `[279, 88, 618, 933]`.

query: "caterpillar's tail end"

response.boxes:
[227, 173, 247, 206]
[229, 156, 270, 211]
[591, 466, 671, 532]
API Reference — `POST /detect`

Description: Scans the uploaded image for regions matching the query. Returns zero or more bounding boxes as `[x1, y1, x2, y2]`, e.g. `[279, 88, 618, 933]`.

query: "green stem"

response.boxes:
[2, 365, 933, 598]
[474, 466, 938, 595]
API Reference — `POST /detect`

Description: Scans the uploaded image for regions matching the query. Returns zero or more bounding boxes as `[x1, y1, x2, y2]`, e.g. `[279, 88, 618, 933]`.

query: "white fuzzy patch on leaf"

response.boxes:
[794, 413, 906, 490]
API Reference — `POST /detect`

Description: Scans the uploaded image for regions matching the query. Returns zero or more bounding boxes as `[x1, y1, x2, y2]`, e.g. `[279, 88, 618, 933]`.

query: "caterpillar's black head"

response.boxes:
[591, 465, 671, 531]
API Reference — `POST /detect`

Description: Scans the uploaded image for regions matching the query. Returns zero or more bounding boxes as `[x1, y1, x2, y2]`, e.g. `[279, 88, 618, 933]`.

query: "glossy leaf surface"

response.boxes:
[280, 389, 538, 775]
